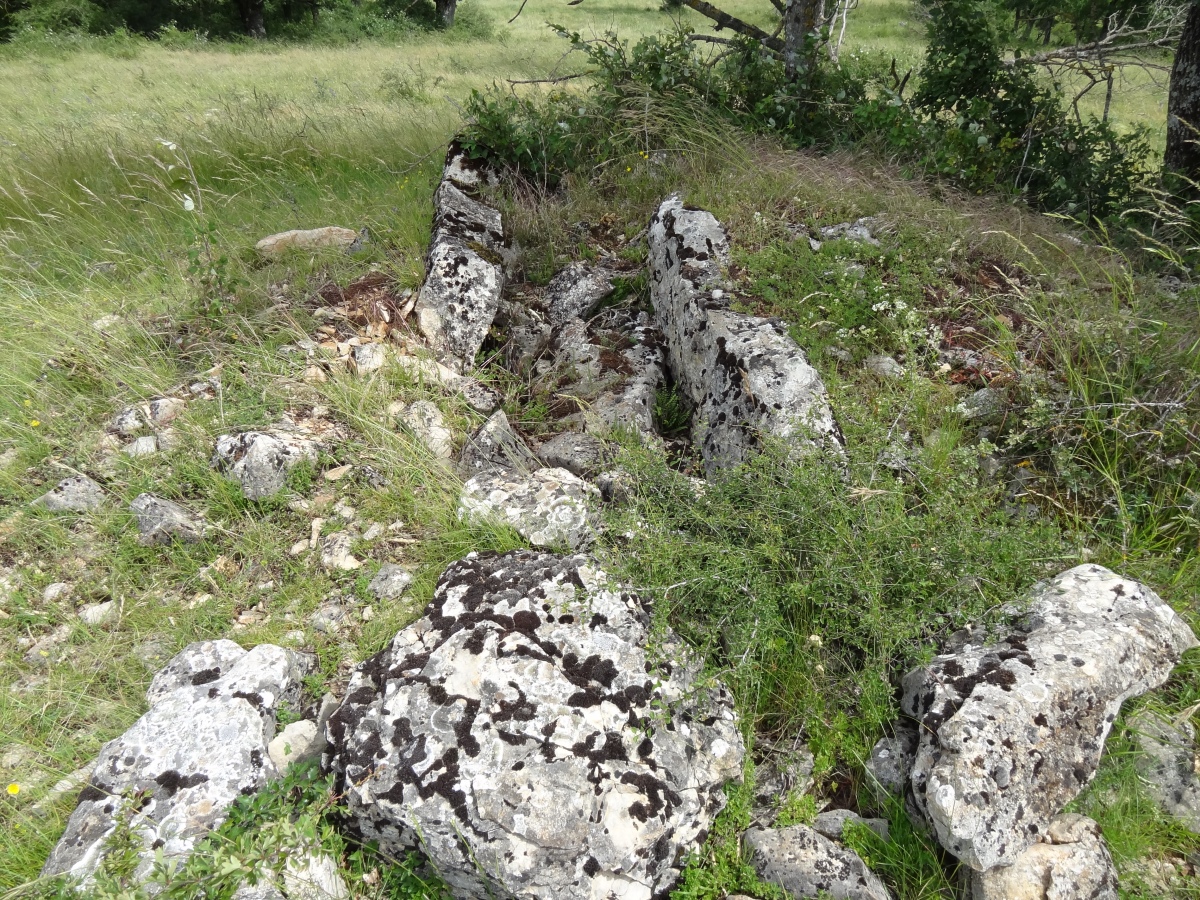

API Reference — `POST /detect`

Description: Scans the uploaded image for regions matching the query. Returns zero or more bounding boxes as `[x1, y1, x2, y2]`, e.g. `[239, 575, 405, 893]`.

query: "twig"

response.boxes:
[506, 72, 589, 86]
[508, 0, 531, 23]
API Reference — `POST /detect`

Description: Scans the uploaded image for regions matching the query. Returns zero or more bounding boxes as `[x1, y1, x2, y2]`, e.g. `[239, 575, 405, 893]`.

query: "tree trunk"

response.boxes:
[436, 0, 457, 27]
[238, 0, 266, 37]
[1165, 1, 1200, 180]
[782, 0, 821, 81]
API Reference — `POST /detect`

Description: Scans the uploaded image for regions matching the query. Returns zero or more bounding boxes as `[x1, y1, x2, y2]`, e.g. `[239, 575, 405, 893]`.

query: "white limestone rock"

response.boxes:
[326, 550, 744, 900]
[397, 399, 454, 459]
[33, 476, 106, 513]
[901, 564, 1197, 871]
[968, 814, 1118, 900]
[648, 196, 843, 475]
[542, 262, 616, 326]
[458, 409, 540, 478]
[213, 431, 318, 500]
[413, 146, 508, 372]
[267, 720, 323, 773]
[130, 493, 206, 545]
[459, 467, 598, 549]
[744, 824, 892, 900]
[367, 563, 413, 602]
[41, 641, 309, 884]
[1131, 710, 1200, 832]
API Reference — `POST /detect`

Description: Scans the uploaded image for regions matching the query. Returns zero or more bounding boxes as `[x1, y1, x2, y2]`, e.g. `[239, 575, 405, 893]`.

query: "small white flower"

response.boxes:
[181, 194, 195, 212]
[808, 634, 823, 647]
[157, 139, 178, 151]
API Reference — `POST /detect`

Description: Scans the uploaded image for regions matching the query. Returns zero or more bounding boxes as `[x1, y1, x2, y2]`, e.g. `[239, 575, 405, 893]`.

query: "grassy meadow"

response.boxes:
[0, 1, 1196, 898]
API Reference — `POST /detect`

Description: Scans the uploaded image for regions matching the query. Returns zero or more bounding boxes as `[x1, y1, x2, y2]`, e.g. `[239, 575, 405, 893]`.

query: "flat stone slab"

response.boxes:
[33, 476, 106, 513]
[901, 564, 1197, 871]
[256, 226, 358, 257]
[327, 550, 743, 900]
[459, 467, 598, 549]
[1132, 710, 1200, 833]
[130, 493, 206, 545]
[42, 640, 308, 884]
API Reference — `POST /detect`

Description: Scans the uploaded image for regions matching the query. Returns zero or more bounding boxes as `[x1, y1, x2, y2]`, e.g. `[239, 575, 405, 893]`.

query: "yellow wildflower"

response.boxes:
[29, 420, 40, 428]
[6, 783, 18, 796]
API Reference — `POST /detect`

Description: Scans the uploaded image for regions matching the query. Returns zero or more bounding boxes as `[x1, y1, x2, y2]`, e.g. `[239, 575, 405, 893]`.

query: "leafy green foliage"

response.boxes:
[842, 794, 959, 899]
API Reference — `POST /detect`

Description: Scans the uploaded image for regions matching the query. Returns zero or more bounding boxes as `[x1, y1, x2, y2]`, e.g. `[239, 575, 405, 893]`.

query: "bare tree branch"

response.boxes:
[679, 0, 785, 54]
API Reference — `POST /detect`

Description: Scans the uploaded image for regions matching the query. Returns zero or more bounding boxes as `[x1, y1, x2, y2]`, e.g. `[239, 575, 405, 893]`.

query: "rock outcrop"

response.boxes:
[968, 814, 1118, 900]
[744, 825, 892, 900]
[459, 467, 598, 549]
[414, 144, 508, 372]
[542, 262, 616, 326]
[648, 197, 842, 474]
[327, 550, 744, 900]
[901, 564, 1196, 871]
[213, 431, 318, 500]
[42, 640, 309, 884]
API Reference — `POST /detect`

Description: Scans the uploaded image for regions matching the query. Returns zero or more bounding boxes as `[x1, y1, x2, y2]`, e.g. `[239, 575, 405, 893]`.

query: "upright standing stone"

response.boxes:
[648, 196, 842, 474]
[414, 143, 509, 372]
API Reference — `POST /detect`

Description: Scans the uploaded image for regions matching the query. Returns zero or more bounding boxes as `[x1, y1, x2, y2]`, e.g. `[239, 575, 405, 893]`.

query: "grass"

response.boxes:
[0, 2, 1196, 898]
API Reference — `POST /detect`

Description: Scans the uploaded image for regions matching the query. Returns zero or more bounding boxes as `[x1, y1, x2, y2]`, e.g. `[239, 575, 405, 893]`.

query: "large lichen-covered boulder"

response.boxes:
[326, 550, 744, 900]
[42, 640, 309, 885]
[414, 143, 509, 372]
[901, 564, 1197, 871]
[648, 196, 842, 474]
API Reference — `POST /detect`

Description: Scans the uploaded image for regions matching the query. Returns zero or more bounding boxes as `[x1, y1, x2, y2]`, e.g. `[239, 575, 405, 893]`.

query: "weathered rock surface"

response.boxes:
[957, 386, 1009, 424]
[542, 262, 616, 326]
[327, 551, 743, 900]
[213, 431, 318, 500]
[536, 313, 665, 441]
[368, 563, 413, 602]
[414, 145, 508, 372]
[42, 640, 309, 883]
[267, 720, 323, 773]
[130, 493, 206, 545]
[396, 399, 453, 459]
[648, 197, 842, 474]
[536, 431, 608, 477]
[901, 564, 1197, 871]
[256, 226, 359, 257]
[33, 475, 106, 512]
[968, 814, 1118, 900]
[1132, 710, 1200, 832]
[458, 410, 540, 478]
[744, 825, 892, 900]
[864, 355, 904, 380]
[459, 468, 598, 549]
[812, 809, 890, 843]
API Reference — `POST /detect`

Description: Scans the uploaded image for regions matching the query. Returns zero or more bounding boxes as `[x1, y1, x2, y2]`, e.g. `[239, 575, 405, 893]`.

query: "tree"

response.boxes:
[235, 0, 266, 37]
[435, 0, 455, 27]
[1165, 0, 1200, 178]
